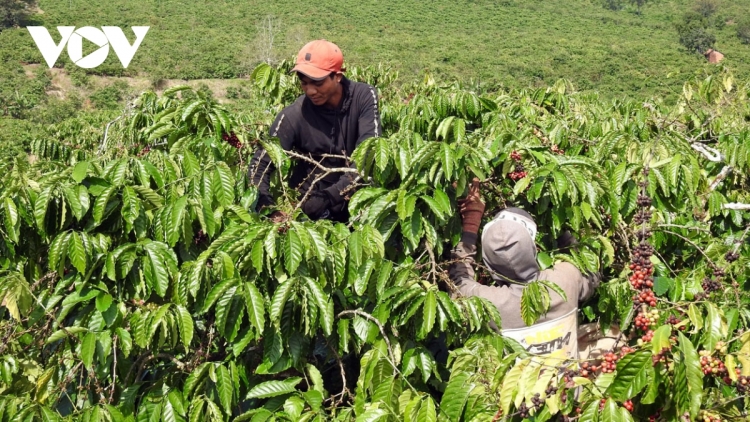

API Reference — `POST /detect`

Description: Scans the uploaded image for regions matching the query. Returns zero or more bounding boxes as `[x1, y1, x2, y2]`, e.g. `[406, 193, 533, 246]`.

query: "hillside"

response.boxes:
[1, 0, 750, 101]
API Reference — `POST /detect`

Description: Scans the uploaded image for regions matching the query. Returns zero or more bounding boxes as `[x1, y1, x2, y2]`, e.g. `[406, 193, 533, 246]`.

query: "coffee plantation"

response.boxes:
[0, 62, 749, 421]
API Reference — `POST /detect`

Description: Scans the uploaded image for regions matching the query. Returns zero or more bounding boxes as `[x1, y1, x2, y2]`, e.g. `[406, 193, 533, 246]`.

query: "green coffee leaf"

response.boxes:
[246, 377, 302, 399]
[606, 349, 653, 400]
[439, 371, 472, 421]
[80, 332, 96, 369]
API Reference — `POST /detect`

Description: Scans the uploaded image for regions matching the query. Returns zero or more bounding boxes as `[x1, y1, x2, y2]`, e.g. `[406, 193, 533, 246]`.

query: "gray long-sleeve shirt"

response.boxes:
[449, 240, 600, 330]
[448, 216, 601, 358]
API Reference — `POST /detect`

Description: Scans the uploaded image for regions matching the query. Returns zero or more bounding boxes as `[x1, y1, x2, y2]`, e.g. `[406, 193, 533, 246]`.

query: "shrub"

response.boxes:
[196, 82, 215, 100]
[225, 84, 253, 100]
[0, 0, 34, 30]
[602, 0, 624, 11]
[738, 19, 750, 44]
[679, 26, 716, 54]
[676, 11, 716, 54]
[694, 0, 720, 18]
[89, 81, 130, 110]
[30, 93, 83, 124]
[68, 67, 90, 88]
[1, 69, 750, 422]
[0, 63, 50, 118]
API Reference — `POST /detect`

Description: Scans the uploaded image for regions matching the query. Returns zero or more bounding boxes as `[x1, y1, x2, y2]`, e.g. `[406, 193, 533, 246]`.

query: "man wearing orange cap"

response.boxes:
[248, 40, 382, 222]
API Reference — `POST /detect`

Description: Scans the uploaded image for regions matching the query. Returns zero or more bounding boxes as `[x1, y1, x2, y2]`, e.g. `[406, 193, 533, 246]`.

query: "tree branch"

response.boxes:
[657, 223, 710, 233]
[99, 115, 123, 154]
[285, 150, 359, 175]
[132, 353, 187, 384]
[281, 150, 361, 214]
[659, 229, 717, 268]
[337, 310, 396, 364]
[424, 241, 440, 283]
[732, 224, 750, 255]
[109, 335, 117, 404]
[723, 202, 750, 211]
[324, 342, 350, 406]
[709, 165, 733, 191]
[691, 142, 724, 162]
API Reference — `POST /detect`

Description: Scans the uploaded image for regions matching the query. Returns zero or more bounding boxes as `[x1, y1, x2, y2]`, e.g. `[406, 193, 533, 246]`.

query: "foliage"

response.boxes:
[0, 0, 748, 101]
[225, 83, 254, 101]
[0, 64, 50, 119]
[693, 0, 720, 19]
[676, 11, 717, 54]
[629, 0, 653, 14]
[601, 0, 625, 11]
[89, 81, 132, 110]
[0, 61, 750, 422]
[0, 0, 35, 30]
[737, 18, 750, 45]
[29, 94, 86, 125]
[68, 67, 91, 89]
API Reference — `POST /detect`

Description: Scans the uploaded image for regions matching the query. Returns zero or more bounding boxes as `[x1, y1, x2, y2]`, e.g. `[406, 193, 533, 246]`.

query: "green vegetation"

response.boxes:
[1, 0, 750, 102]
[3, 1, 750, 421]
[676, 12, 718, 54]
[0, 60, 750, 421]
[737, 18, 750, 45]
[0, 0, 35, 30]
[89, 81, 132, 110]
[674, 0, 727, 54]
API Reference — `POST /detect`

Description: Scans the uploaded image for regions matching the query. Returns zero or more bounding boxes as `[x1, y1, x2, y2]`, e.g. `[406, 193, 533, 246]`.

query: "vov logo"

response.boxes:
[27, 26, 149, 69]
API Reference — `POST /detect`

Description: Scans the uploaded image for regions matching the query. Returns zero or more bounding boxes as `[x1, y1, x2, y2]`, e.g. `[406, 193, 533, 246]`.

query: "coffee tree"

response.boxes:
[0, 63, 748, 422]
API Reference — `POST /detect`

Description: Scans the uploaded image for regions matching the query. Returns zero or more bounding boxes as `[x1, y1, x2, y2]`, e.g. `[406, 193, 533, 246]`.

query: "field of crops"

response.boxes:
[0, 57, 749, 421]
[3, 0, 750, 100]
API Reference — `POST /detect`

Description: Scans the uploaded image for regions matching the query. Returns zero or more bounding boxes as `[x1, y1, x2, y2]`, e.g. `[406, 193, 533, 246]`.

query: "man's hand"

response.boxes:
[556, 230, 577, 252]
[268, 210, 288, 223]
[256, 194, 275, 212]
[302, 192, 331, 220]
[458, 178, 485, 234]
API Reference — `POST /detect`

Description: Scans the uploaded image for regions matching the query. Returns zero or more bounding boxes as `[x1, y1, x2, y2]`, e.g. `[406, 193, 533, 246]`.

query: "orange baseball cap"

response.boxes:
[291, 40, 344, 80]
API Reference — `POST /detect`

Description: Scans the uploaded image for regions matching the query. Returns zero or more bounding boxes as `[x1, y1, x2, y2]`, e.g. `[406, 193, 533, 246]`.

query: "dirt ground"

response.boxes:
[23, 64, 247, 105]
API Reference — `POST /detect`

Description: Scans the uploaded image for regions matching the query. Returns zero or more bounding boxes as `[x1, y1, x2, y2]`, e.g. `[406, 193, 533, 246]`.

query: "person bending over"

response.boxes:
[449, 179, 602, 358]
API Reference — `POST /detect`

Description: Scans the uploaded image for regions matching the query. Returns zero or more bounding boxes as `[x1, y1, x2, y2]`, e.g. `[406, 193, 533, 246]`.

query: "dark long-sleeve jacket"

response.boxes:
[247, 78, 382, 218]
[449, 212, 601, 357]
